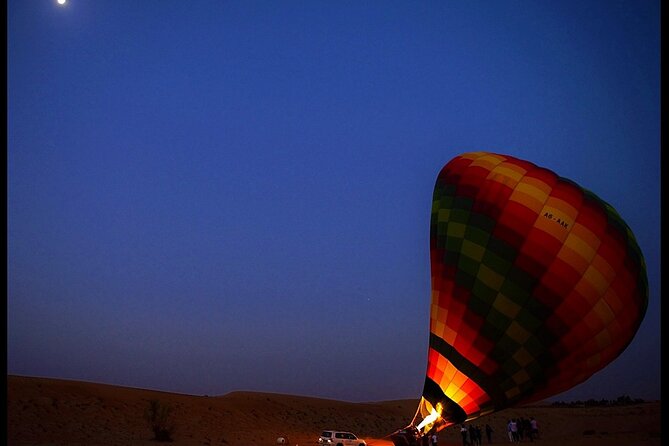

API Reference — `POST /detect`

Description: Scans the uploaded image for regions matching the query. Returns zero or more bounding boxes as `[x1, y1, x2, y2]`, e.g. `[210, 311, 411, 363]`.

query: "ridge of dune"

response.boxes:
[7, 375, 660, 446]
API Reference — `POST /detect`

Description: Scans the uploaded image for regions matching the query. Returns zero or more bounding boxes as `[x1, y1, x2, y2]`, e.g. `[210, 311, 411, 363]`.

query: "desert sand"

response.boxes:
[7, 375, 660, 446]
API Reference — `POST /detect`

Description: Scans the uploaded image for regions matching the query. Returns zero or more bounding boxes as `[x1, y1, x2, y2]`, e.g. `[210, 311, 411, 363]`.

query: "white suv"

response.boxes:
[318, 430, 366, 446]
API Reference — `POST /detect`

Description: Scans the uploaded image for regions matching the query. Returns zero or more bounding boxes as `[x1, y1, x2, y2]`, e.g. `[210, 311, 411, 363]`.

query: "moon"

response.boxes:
[57, 0, 66, 5]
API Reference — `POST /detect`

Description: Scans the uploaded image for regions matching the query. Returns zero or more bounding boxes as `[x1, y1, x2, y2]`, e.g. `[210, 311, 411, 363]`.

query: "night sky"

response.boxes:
[8, 1, 660, 403]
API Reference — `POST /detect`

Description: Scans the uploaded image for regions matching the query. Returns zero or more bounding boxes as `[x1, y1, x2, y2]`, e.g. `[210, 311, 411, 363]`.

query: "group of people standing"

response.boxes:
[506, 417, 539, 442]
[456, 417, 539, 445]
[458, 423, 493, 445]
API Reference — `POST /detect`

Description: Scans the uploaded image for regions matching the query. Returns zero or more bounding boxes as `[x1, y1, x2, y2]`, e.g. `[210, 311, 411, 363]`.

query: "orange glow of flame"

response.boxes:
[416, 401, 443, 434]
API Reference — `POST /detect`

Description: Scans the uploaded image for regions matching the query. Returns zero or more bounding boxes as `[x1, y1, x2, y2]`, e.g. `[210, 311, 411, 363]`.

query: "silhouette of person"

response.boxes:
[530, 417, 539, 440]
[469, 424, 478, 446]
[510, 419, 518, 442]
[460, 424, 469, 446]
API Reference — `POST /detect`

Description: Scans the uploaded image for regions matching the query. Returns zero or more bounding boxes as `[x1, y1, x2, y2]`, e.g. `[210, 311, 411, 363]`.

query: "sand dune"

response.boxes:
[7, 375, 660, 446]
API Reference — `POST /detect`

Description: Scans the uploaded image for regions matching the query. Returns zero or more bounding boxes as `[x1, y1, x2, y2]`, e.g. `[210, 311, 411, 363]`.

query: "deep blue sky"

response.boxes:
[8, 1, 660, 403]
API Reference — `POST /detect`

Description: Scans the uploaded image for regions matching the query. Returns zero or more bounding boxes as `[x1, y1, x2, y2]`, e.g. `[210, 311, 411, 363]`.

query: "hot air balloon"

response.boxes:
[390, 152, 648, 445]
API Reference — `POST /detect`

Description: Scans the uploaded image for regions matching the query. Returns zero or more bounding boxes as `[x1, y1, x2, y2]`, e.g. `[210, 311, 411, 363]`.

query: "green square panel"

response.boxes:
[486, 237, 517, 263]
[467, 212, 496, 233]
[471, 279, 498, 306]
[464, 225, 491, 247]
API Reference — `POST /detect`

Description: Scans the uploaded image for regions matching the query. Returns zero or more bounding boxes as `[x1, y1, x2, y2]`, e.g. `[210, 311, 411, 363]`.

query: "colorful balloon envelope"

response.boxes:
[391, 152, 648, 444]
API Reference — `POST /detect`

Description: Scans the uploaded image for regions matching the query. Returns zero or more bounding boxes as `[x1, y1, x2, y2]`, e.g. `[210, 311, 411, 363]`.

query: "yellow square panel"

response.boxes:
[431, 302, 447, 321]
[505, 386, 521, 400]
[564, 231, 597, 263]
[443, 325, 458, 345]
[461, 239, 485, 262]
[508, 187, 545, 214]
[522, 176, 553, 195]
[488, 165, 525, 184]
[500, 161, 527, 176]
[512, 369, 531, 386]
[470, 154, 505, 170]
[556, 244, 590, 275]
[592, 299, 615, 327]
[451, 387, 468, 403]
[437, 208, 450, 223]
[477, 264, 505, 292]
[447, 222, 466, 238]
[444, 361, 457, 381]
[431, 320, 445, 339]
[512, 347, 534, 368]
[492, 292, 521, 319]
[506, 321, 531, 344]
[444, 381, 460, 398]
[570, 222, 601, 249]
[591, 254, 616, 284]
[437, 354, 448, 373]
[514, 180, 551, 203]
[583, 264, 610, 296]
[546, 197, 577, 220]
[449, 372, 465, 389]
